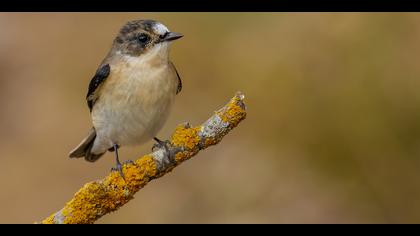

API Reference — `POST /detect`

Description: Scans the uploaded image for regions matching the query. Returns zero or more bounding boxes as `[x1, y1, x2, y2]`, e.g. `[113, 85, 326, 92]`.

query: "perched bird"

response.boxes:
[69, 19, 183, 177]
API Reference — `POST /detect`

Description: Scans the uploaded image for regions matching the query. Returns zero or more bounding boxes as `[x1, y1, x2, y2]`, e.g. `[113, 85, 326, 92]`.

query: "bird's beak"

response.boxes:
[163, 32, 183, 42]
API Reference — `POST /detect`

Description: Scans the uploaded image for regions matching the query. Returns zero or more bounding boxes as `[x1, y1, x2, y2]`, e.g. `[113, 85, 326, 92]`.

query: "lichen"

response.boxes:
[217, 96, 247, 126]
[174, 151, 195, 163]
[171, 125, 201, 150]
[48, 155, 157, 224]
[41, 214, 56, 224]
[204, 137, 218, 146]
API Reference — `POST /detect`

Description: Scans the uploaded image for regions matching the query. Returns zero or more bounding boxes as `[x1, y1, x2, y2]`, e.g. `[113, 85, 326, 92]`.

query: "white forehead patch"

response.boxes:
[153, 23, 169, 35]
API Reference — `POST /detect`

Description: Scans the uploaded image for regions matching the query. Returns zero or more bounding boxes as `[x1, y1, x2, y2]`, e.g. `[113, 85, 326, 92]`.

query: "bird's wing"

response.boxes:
[170, 61, 182, 94]
[86, 64, 111, 112]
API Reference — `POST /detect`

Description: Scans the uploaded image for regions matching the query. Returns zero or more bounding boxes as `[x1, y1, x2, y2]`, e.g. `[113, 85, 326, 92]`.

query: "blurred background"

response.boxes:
[0, 13, 420, 223]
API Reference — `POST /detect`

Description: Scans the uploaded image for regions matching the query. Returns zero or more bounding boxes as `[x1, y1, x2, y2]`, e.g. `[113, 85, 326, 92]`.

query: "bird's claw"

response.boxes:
[110, 160, 136, 180]
[111, 163, 125, 180]
[152, 138, 171, 153]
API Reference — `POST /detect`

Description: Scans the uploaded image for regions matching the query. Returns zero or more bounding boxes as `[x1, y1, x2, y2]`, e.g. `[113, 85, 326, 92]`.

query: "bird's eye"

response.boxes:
[137, 34, 150, 44]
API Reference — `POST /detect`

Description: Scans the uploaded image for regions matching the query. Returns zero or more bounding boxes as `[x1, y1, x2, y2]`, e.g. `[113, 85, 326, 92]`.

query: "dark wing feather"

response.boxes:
[170, 62, 182, 94]
[86, 64, 110, 111]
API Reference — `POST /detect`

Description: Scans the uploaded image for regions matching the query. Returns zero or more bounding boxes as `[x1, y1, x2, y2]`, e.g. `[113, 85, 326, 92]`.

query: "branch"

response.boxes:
[41, 92, 247, 224]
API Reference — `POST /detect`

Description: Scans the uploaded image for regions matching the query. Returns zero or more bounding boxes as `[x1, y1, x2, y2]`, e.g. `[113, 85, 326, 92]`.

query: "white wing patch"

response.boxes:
[153, 23, 169, 35]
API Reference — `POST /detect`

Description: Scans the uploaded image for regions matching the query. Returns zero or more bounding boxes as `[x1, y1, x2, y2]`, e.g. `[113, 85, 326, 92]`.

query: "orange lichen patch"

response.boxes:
[171, 125, 201, 150]
[125, 156, 158, 191]
[58, 182, 108, 224]
[217, 96, 247, 126]
[174, 151, 195, 163]
[41, 214, 55, 224]
[204, 137, 218, 147]
[47, 155, 158, 224]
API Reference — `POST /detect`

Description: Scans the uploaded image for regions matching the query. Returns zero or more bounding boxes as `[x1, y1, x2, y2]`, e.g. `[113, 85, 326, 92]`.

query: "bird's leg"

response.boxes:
[110, 144, 124, 179]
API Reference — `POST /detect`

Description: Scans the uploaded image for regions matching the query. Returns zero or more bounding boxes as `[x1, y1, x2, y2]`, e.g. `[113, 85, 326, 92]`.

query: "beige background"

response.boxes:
[0, 13, 420, 223]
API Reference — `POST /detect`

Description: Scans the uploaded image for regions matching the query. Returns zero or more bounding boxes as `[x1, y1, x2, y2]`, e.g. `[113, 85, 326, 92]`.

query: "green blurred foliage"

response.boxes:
[0, 13, 420, 223]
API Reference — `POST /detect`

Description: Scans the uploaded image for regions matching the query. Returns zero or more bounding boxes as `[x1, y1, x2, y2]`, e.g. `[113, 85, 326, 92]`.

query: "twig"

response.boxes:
[41, 92, 247, 224]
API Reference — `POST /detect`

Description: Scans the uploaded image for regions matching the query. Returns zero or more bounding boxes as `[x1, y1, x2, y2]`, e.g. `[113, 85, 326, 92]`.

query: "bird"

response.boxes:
[69, 19, 183, 178]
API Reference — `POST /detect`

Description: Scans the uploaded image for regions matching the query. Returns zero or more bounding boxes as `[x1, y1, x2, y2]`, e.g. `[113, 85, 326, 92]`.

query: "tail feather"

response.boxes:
[69, 128, 105, 162]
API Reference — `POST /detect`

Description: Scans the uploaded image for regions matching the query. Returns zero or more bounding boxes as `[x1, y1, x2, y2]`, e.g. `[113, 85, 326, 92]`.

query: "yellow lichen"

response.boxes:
[217, 97, 246, 126]
[53, 155, 158, 224]
[41, 214, 55, 224]
[171, 125, 201, 150]
[204, 137, 218, 146]
[60, 182, 107, 224]
[174, 151, 195, 163]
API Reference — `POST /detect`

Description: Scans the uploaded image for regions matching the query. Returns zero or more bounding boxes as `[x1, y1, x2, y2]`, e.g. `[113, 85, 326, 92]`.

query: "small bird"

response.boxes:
[69, 19, 183, 177]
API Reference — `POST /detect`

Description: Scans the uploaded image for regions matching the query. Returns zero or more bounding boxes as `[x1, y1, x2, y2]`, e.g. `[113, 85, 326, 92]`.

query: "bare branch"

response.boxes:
[41, 92, 247, 224]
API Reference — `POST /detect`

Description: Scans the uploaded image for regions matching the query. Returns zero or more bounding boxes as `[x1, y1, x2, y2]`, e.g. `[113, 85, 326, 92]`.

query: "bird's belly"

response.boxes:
[91, 64, 177, 152]
[100, 94, 172, 146]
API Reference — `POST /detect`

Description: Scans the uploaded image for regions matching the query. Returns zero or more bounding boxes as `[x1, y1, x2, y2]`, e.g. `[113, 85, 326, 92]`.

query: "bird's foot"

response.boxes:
[152, 137, 171, 153]
[110, 160, 135, 180]
[111, 162, 125, 180]
[110, 143, 127, 180]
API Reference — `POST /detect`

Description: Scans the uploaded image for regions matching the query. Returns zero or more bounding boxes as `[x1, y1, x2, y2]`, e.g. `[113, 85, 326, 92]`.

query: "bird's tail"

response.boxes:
[69, 128, 105, 162]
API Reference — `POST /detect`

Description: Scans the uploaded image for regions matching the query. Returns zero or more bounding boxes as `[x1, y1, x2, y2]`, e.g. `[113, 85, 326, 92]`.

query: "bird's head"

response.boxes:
[112, 19, 183, 57]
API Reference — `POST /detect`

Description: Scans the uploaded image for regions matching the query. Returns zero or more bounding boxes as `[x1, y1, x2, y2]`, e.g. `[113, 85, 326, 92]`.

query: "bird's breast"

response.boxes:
[91, 56, 178, 148]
